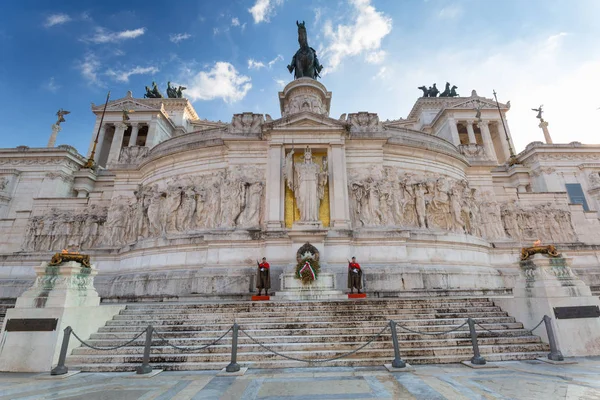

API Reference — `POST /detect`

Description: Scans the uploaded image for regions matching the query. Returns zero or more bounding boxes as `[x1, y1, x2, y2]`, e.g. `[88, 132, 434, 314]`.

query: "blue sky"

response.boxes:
[1, 0, 599, 155]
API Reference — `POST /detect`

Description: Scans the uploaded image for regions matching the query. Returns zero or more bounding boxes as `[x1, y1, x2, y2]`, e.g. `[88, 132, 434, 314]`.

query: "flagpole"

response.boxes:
[84, 91, 111, 169]
[492, 89, 518, 164]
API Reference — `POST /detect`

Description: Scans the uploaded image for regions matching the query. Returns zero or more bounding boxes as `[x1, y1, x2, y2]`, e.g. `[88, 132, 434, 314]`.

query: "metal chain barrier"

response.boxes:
[238, 324, 389, 363]
[474, 317, 545, 338]
[394, 320, 469, 336]
[71, 327, 148, 351]
[151, 326, 233, 352]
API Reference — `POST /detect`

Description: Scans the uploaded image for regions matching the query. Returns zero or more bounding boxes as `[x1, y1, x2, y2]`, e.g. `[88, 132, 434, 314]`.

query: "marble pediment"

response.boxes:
[450, 97, 507, 110]
[103, 99, 159, 112]
[268, 112, 347, 130]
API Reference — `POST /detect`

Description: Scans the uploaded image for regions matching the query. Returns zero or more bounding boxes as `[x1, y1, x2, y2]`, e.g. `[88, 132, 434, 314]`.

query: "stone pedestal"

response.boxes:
[0, 261, 124, 372]
[276, 273, 346, 300]
[496, 254, 600, 357]
[47, 124, 61, 147]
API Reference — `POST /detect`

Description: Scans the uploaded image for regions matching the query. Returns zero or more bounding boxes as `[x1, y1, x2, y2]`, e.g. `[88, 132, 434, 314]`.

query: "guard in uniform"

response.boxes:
[348, 257, 363, 294]
[257, 257, 271, 296]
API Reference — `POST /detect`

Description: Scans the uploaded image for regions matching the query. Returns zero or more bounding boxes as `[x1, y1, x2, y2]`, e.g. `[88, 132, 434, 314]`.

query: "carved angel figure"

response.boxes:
[283, 147, 328, 222]
[56, 109, 70, 126]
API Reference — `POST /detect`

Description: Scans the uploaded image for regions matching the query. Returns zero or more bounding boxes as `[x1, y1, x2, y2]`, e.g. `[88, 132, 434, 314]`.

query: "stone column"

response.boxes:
[447, 118, 460, 146]
[47, 124, 61, 147]
[107, 122, 127, 164]
[128, 122, 139, 147]
[539, 120, 552, 144]
[265, 144, 284, 229]
[146, 117, 159, 148]
[478, 121, 497, 163]
[329, 144, 351, 229]
[496, 122, 512, 161]
[466, 120, 477, 144]
[93, 124, 107, 163]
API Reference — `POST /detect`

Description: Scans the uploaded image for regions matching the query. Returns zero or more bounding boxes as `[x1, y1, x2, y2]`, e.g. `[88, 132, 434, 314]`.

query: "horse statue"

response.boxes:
[439, 82, 451, 97]
[167, 82, 177, 98]
[144, 82, 164, 99]
[429, 83, 439, 97]
[449, 85, 459, 97]
[176, 86, 186, 98]
[287, 21, 323, 80]
[418, 86, 429, 98]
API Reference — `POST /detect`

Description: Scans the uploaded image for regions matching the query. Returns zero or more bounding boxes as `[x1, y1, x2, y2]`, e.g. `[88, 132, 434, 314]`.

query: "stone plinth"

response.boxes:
[496, 254, 600, 357]
[0, 261, 123, 372]
[276, 272, 346, 300]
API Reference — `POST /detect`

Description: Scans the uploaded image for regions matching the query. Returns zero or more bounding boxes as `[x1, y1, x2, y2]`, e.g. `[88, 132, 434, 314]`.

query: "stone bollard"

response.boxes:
[543, 315, 564, 361]
[136, 326, 154, 375]
[50, 326, 72, 375]
[389, 320, 406, 368]
[226, 323, 241, 373]
[468, 318, 486, 365]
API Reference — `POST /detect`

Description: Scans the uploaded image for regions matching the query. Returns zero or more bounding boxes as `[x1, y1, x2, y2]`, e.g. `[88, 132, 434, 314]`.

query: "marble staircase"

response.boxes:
[0, 299, 15, 327]
[67, 298, 549, 371]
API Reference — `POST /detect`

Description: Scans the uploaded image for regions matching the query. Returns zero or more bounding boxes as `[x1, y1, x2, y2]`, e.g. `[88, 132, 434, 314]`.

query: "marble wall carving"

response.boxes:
[283, 93, 326, 117]
[500, 201, 576, 243]
[0, 177, 8, 191]
[119, 146, 150, 164]
[22, 205, 108, 251]
[229, 113, 264, 135]
[101, 167, 265, 247]
[348, 166, 578, 243]
[347, 112, 381, 132]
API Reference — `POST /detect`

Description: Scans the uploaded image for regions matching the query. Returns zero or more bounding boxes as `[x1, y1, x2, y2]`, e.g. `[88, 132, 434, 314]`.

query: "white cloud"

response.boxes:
[365, 50, 386, 64]
[274, 78, 286, 88]
[232, 17, 240, 26]
[322, 0, 392, 72]
[184, 62, 252, 103]
[375, 32, 600, 152]
[43, 77, 60, 92]
[170, 33, 191, 43]
[437, 5, 463, 20]
[77, 53, 101, 85]
[44, 13, 72, 28]
[248, 59, 266, 69]
[84, 27, 145, 44]
[373, 66, 388, 80]
[213, 27, 220, 36]
[248, 0, 284, 24]
[268, 54, 284, 68]
[105, 66, 159, 83]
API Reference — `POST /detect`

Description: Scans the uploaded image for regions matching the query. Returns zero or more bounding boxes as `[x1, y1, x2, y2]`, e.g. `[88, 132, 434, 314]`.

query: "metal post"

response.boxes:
[51, 326, 72, 375]
[389, 320, 406, 368]
[543, 315, 564, 361]
[468, 318, 486, 365]
[226, 323, 241, 372]
[136, 325, 154, 375]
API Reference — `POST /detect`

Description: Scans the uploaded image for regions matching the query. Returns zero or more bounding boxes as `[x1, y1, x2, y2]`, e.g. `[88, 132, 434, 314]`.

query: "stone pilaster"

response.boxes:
[107, 122, 127, 164]
[329, 144, 351, 229]
[146, 117, 159, 148]
[447, 118, 460, 146]
[93, 124, 107, 163]
[265, 144, 284, 229]
[477, 121, 497, 163]
[128, 122, 140, 147]
[466, 120, 476, 145]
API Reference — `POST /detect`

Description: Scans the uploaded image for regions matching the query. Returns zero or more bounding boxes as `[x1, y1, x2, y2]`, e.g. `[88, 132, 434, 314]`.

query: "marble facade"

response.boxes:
[0, 79, 600, 301]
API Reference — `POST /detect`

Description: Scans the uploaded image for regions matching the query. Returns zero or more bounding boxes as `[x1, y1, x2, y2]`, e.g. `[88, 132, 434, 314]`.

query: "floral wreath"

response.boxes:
[294, 242, 321, 285]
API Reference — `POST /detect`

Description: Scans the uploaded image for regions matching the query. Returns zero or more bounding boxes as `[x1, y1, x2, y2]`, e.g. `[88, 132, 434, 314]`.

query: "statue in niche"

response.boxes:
[284, 147, 328, 223]
[287, 21, 323, 80]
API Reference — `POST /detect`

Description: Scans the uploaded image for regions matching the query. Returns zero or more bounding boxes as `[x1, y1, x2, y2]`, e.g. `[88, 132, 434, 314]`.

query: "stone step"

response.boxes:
[72, 335, 544, 356]
[66, 343, 549, 365]
[81, 333, 542, 348]
[68, 350, 549, 372]
[120, 303, 501, 313]
[96, 320, 524, 333]
[105, 315, 515, 327]
[114, 309, 508, 319]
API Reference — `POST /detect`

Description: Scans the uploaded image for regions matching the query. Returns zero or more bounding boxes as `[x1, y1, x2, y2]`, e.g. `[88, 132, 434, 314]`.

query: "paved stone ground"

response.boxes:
[2, 358, 600, 399]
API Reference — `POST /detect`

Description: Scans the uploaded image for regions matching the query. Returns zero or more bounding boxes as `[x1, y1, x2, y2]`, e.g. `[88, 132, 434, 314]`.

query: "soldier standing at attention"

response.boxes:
[348, 257, 363, 294]
[257, 257, 271, 296]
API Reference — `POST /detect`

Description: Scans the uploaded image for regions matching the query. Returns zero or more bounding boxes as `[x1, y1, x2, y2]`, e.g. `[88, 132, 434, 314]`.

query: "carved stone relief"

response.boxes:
[588, 171, 600, 188]
[229, 113, 264, 135]
[119, 146, 150, 164]
[348, 166, 578, 243]
[22, 205, 108, 252]
[346, 112, 381, 132]
[99, 166, 265, 247]
[283, 93, 326, 117]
